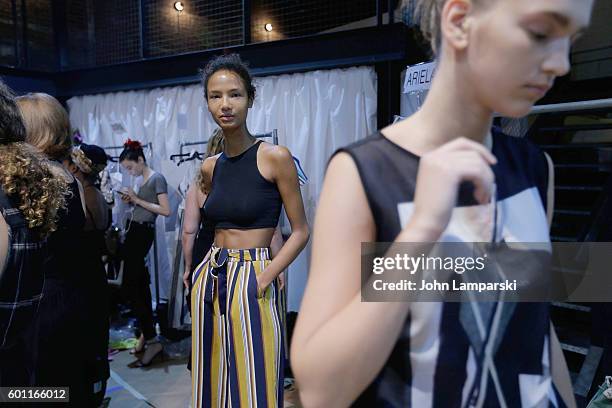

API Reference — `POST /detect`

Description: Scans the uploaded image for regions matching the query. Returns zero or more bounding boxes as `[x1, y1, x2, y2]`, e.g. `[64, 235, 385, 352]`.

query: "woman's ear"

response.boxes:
[248, 97, 254, 109]
[441, 0, 473, 51]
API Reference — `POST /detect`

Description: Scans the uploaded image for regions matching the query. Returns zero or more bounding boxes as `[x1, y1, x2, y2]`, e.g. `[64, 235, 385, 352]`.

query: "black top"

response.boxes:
[335, 131, 554, 407]
[0, 186, 46, 349]
[203, 141, 282, 230]
[45, 179, 86, 284]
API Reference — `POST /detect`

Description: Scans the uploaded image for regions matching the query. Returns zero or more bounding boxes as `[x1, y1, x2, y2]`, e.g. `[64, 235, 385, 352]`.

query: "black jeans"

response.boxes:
[122, 222, 156, 340]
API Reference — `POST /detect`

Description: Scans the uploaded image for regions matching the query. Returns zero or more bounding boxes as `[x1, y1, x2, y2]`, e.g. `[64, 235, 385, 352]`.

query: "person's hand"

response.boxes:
[256, 275, 270, 298]
[118, 188, 130, 203]
[409, 137, 497, 237]
[278, 271, 286, 290]
[183, 267, 191, 289]
[124, 187, 138, 204]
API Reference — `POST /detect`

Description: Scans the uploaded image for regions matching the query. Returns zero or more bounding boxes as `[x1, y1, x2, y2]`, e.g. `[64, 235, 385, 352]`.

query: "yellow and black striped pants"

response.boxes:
[191, 245, 285, 408]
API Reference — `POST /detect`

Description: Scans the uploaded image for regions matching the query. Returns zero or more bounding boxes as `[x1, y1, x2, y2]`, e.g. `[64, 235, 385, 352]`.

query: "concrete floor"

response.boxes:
[104, 348, 302, 407]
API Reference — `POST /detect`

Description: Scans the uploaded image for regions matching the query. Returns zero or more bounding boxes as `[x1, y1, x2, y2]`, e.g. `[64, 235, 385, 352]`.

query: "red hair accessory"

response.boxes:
[124, 139, 143, 150]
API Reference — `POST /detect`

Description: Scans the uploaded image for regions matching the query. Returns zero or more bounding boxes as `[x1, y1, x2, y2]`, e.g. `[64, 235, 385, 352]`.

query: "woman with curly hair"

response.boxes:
[69, 143, 112, 405]
[0, 82, 66, 386]
[16, 92, 91, 405]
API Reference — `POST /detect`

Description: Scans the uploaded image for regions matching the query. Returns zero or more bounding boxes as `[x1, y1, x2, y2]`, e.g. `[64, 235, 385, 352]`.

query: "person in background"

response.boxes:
[182, 129, 225, 289]
[0, 82, 66, 387]
[69, 143, 111, 405]
[119, 139, 170, 367]
[16, 92, 90, 406]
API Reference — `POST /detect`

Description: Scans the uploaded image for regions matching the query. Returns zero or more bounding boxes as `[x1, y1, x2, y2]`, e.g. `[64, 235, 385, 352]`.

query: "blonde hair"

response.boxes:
[16, 93, 72, 161]
[0, 142, 67, 236]
[402, 0, 489, 55]
[198, 128, 225, 194]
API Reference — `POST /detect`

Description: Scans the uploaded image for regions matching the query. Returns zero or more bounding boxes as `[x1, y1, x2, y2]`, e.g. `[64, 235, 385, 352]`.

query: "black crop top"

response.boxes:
[203, 140, 282, 230]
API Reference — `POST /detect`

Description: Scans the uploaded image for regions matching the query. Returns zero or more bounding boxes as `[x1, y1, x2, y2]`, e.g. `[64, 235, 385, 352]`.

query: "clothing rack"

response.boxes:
[169, 151, 203, 165]
[171, 130, 279, 160]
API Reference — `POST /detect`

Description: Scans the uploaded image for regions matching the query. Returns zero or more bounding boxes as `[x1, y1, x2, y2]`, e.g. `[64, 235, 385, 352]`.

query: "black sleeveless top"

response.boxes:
[203, 141, 281, 230]
[336, 131, 559, 408]
[0, 186, 46, 349]
[45, 179, 86, 284]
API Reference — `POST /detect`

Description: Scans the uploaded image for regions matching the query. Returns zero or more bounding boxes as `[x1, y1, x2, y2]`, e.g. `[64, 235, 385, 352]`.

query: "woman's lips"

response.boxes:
[525, 84, 550, 98]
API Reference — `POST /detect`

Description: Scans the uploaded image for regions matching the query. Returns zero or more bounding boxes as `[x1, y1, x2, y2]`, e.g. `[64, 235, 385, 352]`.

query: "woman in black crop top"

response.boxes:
[291, 1, 593, 407]
[190, 54, 309, 408]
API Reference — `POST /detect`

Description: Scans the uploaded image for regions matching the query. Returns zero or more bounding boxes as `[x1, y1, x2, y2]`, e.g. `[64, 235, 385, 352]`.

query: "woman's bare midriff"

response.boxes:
[214, 227, 276, 250]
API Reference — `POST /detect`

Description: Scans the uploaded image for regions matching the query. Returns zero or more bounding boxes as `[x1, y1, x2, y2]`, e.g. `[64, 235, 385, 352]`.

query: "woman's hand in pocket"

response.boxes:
[183, 267, 191, 289]
[278, 272, 286, 290]
[256, 274, 271, 298]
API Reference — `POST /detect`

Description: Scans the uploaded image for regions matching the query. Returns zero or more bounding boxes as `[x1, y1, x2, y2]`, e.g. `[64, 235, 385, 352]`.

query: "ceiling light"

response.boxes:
[264, 23, 273, 32]
[174, 1, 184, 12]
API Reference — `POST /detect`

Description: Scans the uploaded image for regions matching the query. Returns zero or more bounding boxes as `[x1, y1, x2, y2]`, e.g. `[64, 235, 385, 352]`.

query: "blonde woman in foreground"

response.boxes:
[292, 0, 593, 407]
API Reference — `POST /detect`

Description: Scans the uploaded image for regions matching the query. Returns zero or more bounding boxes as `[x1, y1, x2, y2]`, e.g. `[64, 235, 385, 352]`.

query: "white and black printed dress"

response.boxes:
[335, 129, 564, 408]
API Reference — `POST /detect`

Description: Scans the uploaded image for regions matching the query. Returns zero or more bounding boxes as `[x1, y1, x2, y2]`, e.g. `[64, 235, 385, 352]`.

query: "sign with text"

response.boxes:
[403, 61, 437, 93]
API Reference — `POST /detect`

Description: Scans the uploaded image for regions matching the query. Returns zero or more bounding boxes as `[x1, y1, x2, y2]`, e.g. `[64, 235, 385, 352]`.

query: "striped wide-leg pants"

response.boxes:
[191, 245, 285, 408]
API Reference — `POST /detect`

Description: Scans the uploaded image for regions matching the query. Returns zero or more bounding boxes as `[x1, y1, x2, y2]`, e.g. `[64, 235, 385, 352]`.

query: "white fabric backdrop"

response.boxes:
[68, 66, 378, 311]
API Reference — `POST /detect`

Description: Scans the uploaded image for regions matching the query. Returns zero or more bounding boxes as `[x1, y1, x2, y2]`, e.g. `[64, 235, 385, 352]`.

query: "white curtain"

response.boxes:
[68, 66, 378, 311]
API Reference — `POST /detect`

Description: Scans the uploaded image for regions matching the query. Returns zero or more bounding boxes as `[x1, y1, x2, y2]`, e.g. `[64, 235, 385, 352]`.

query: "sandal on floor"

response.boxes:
[127, 340, 164, 368]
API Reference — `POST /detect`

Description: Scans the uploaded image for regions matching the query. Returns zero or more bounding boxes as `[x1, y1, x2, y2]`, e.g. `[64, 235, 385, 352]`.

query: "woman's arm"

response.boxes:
[182, 184, 202, 287]
[270, 225, 284, 257]
[270, 225, 285, 289]
[290, 154, 437, 407]
[292, 137, 497, 407]
[0, 213, 7, 279]
[256, 146, 309, 291]
[128, 191, 171, 217]
[75, 178, 87, 216]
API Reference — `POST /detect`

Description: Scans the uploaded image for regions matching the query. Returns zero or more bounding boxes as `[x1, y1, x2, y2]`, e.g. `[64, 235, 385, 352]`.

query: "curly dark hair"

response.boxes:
[201, 53, 256, 101]
[0, 142, 67, 236]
